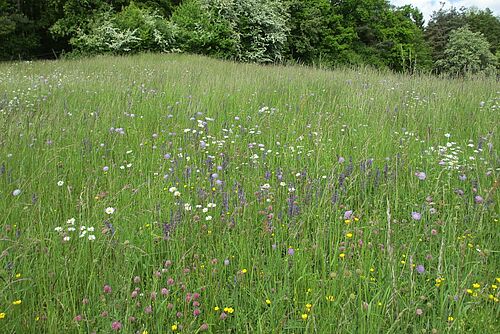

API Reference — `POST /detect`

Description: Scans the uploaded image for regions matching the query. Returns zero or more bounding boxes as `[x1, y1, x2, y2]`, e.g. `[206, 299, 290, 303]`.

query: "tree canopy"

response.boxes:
[0, 0, 499, 75]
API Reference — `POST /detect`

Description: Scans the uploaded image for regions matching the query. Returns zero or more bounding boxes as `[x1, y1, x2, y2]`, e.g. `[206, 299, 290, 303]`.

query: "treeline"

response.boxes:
[1, 0, 499, 75]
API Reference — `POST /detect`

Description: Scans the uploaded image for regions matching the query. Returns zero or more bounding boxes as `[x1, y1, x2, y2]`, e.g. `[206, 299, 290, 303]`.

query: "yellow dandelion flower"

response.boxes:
[15, 273, 21, 279]
[12, 300, 21, 305]
[369, 267, 375, 272]
[214, 306, 220, 311]
[171, 324, 178, 331]
[344, 219, 351, 224]
[488, 294, 494, 300]
[354, 217, 359, 222]
[266, 299, 271, 305]
[142, 331, 149, 334]
[223, 307, 234, 314]
[346, 232, 353, 238]
[466, 289, 473, 294]
[339, 253, 345, 259]
[496, 278, 500, 283]
[447, 316, 454, 321]
[472, 283, 480, 289]
[491, 284, 498, 290]
[241, 269, 247, 274]
[326, 295, 335, 302]
[0, 313, 5, 319]
[301, 313, 308, 320]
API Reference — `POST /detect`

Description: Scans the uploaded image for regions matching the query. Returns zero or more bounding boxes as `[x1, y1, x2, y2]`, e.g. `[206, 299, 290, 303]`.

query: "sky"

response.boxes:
[390, 0, 500, 24]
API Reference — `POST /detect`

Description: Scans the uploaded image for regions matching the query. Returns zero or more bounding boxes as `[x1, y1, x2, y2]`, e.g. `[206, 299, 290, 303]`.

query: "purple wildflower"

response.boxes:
[415, 171, 426, 180]
[111, 321, 122, 331]
[411, 212, 422, 221]
[416, 265, 425, 274]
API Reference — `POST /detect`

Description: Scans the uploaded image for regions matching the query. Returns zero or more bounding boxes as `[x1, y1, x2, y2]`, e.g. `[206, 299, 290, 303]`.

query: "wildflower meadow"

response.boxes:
[0, 54, 499, 333]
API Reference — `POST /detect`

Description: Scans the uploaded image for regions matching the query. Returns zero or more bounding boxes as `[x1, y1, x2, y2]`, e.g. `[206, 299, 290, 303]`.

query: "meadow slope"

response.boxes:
[0, 54, 499, 333]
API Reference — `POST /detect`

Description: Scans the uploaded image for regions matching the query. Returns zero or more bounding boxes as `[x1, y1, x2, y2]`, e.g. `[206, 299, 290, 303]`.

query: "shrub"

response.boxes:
[435, 26, 497, 76]
[70, 3, 176, 55]
[171, 0, 289, 63]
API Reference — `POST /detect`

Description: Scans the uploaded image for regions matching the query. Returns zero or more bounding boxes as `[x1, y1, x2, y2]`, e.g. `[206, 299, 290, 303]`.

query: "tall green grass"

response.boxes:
[0, 54, 498, 333]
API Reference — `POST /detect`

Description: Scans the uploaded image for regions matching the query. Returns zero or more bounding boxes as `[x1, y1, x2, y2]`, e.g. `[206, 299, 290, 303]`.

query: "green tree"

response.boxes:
[171, 0, 289, 63]
[465, 8, 500, 55]
[425, 6, 466, 68]
[285, 0, 356, 66]
[435, 26, 497, 76]
[0, 0, 39, 60]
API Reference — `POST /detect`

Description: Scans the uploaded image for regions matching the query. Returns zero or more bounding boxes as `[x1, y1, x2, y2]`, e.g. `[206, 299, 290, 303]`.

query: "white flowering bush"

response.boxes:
[172, 0, 289, 62]
[70, 3, 177, 55]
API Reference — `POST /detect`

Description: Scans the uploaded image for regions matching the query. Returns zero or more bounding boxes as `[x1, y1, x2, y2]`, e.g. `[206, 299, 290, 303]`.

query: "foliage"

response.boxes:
[172, 0, 289, 62]
[70, 3, 177, 55]
[170, 0, 239, 59]
[285, 0, 356, 66]
[464, 8, 500, 55]
[435, 26, 497, 76]
[0, 0, 499, 75]
[0, 12, 39, 60]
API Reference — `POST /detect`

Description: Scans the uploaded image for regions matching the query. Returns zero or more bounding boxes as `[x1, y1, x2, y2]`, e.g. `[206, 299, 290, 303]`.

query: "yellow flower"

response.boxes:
[171, 324, 178, 331]
[339, 253, 345, 259]
[0, 313, 5, 319]
[354, 217, 359, 222]
[435, 277, 444, 287]
[265, 299, 271, 305]
[488, 294, 494, 300]
[15, 273, 21, 279]
[466, 289, 473, 294]
[492, 284, 498, 290]
[447, 316, 454, 321]
[241, 269, 247, 274]
[346, 232, 353, 238]
[369, 267, 375, 272]
[142, 331, 148, 334]
[472, 283, 480, 289]
[305, 303, 312, 309]
[326, 295, 335, 302]
[301, 313, 308, 320]
[344, 219, 351, 224]
[227, 307, 234, 314]
[214, 306, 220, 311]
[12, 300, 21, 305]
[496, 277, 500, 283]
